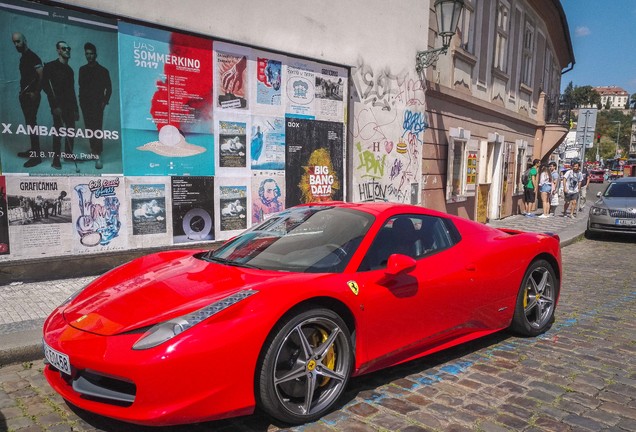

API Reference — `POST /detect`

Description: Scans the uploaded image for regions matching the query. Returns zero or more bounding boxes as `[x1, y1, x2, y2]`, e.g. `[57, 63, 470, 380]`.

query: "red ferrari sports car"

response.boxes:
[42, 202, 561, 426]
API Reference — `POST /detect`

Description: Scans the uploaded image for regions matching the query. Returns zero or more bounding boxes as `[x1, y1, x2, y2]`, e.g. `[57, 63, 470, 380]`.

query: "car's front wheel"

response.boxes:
[257, 308, 353, 424]
[510, 259, 558, 336]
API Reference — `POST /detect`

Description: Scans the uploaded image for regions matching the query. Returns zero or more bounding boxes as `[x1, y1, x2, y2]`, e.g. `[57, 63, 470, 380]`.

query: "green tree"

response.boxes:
[571, 85, 601, 108]
[630, 93, 636, 109]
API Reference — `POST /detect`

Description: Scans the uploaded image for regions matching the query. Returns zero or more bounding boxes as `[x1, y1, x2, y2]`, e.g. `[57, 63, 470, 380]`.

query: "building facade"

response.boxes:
[0, 0, 573, 268]
[595, 85, 629, 110]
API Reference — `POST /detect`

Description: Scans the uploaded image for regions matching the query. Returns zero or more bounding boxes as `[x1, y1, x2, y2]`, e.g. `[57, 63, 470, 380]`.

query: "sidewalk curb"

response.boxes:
[0, 329, 43, 367]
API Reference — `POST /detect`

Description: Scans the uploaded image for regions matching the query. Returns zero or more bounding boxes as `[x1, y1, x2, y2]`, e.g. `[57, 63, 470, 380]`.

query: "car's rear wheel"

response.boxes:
[510, 259, 558, 336]
[257, 308, 353, 424]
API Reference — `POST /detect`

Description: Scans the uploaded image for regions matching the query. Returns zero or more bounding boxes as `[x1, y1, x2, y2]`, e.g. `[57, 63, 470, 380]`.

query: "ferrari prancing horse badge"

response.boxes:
[347, 281, 359, 295]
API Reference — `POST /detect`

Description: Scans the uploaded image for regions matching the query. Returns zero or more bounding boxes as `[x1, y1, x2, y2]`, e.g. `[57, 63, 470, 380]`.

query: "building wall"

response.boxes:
[0, 0, 434, 264]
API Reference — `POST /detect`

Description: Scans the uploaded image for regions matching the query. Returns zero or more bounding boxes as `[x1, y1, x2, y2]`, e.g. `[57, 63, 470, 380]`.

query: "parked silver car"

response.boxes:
[587, 178, 636, 237]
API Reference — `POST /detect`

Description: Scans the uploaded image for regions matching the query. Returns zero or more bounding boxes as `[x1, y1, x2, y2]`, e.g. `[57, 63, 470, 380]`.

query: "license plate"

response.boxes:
[43, 341, 71, 375]
[616, 219, 636, 226]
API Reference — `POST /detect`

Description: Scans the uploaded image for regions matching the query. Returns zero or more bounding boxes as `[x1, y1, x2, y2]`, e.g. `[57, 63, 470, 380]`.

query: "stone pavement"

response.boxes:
[0, 210, 634, 431]
[0, 195, 591, 367]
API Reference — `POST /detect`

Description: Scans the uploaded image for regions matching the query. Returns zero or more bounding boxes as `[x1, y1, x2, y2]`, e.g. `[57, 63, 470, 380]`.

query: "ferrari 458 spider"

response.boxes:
[42, 202, 561, 426]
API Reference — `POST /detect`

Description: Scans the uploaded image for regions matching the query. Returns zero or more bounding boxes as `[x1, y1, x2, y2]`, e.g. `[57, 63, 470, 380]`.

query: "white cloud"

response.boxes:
[575, 26, 591, 37]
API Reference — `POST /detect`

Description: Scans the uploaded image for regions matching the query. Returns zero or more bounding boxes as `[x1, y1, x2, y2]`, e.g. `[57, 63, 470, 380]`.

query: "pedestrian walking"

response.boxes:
[538, 164, 552, 218]
[562, 161, 583, 218]
[548, 161, 560, 216]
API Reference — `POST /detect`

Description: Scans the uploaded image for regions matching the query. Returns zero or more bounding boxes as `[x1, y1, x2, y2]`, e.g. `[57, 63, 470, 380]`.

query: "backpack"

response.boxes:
[521, 168, 531, 186]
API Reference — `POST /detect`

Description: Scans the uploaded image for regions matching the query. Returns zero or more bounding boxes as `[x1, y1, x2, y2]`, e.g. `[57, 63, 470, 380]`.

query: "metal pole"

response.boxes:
[615, 122, 621, 157]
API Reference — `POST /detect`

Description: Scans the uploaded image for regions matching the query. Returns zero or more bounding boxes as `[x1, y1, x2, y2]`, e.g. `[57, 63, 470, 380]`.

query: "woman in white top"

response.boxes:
[538, 165, 552, 218]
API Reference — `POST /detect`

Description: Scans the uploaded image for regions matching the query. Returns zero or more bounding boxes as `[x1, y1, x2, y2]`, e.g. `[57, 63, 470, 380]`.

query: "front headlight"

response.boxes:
[590, 206, 608, 216]
[133, 289, 257, 350]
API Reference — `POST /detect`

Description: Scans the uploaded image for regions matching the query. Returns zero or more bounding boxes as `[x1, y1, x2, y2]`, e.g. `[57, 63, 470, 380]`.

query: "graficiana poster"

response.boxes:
[5, 176, 72, 259]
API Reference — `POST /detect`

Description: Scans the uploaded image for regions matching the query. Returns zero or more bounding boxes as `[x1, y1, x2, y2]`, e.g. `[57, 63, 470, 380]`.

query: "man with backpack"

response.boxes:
[523, 159, 540, 216]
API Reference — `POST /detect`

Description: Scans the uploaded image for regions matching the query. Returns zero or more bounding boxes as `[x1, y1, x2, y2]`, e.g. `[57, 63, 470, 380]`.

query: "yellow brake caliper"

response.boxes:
[310, 328, 336, 387]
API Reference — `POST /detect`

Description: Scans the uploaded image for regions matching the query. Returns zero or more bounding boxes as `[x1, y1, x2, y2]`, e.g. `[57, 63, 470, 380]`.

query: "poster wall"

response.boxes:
[0, 0, 122, 176]
[118, 22, 214, 176]
[0, 1, 349, 263]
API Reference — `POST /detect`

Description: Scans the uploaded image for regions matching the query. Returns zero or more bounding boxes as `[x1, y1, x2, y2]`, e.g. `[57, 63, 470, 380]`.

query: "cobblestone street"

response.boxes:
[1, 237, 635, 432]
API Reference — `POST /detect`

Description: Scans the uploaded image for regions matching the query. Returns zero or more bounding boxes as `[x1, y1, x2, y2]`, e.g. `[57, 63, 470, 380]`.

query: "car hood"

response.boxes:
[597, 197, 636, 208]
[62, 250, 304, 336]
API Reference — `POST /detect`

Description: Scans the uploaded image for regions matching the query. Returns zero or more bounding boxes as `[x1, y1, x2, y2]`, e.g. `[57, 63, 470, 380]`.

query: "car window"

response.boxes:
[605, 182, 636, 198]
[359, 214, 458, 271]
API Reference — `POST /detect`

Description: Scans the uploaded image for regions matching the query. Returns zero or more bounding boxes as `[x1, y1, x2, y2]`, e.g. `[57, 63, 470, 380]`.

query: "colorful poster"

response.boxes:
[256, 57, 282, 107]
[0, 0, 122, 175]
[5, 176, 72, 259]
[171, 176, 214, 244]
[126, 177, 172, 249]
[285, 118, 343, 206]
[219, 185, 248, 233]
[119, 22, 213, 176]
[0, 177, 10, 256]
[251, 116, 285, 170]
[218, 120, 247, 168]
[285, 60, 315, 119]
[315, 66, 346, 122]
[251, 170, 285, 225]
[70, 176, 128, 254]
[215, 43, 249, 110]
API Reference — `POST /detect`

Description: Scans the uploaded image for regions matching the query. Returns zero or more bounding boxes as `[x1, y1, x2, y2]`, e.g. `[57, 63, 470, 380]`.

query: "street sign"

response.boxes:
[575, 109, 598, 149]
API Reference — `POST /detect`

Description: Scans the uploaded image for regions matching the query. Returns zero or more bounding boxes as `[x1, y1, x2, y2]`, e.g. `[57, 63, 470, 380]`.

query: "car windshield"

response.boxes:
[604, 181, 636, 198]
[205, 206, 375, 273]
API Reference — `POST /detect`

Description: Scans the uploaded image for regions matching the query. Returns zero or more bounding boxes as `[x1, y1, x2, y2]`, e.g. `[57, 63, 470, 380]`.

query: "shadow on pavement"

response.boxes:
[65, 329, 517, 431]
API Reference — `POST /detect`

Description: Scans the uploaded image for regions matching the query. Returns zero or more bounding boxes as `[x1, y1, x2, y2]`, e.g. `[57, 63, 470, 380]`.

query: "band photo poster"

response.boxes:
[0, 0, 122, 176]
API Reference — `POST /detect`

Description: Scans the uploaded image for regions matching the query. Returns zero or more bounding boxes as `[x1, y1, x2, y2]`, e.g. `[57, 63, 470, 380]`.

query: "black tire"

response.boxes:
[257, 308, 353, 424]
[510, 259, 559, 336]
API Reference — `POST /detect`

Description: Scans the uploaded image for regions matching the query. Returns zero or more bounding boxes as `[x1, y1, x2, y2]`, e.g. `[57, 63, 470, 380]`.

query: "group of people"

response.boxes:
[523, 159, 587, 218]
[12, 32, 112, 170]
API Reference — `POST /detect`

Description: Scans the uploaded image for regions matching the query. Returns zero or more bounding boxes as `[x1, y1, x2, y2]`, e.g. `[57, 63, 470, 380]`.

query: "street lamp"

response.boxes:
[612, 120, 621, 158]
[415, 0, 465, 73]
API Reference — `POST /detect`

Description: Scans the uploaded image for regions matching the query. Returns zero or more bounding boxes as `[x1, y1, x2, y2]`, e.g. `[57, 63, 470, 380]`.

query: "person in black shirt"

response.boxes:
[12, 32, 43, 168]
[42, 41, 79, 170]
[79, 42, 111, 170]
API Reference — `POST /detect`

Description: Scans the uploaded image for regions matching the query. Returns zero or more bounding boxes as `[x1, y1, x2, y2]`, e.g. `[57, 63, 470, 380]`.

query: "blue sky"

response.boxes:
[560, 0, 636, 96]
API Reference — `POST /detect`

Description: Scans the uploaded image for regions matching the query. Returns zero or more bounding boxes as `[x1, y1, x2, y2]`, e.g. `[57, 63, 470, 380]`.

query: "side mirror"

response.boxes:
[385, 254, 416, 276]
[597, 191, 602, 197]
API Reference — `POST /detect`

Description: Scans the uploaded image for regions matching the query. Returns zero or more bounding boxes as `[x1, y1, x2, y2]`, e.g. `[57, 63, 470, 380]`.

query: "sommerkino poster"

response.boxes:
[0, 0, 122, 175]
[119, 22, 213, 176]
[5, 176, 72, 259]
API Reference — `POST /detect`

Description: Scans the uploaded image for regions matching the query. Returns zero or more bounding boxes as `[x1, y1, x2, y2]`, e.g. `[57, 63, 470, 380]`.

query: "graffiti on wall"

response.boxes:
[352, 59, 427, 204]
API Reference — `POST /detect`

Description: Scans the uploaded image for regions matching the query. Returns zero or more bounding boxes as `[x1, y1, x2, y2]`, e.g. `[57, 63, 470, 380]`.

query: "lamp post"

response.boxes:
[612, 120, 621, 158]
[415, 0, 465, 73]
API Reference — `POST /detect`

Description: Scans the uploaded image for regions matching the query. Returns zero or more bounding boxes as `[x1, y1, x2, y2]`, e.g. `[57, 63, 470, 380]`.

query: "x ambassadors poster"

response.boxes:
[285, 118, 343, 207]
[0, 0, 121, 175]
